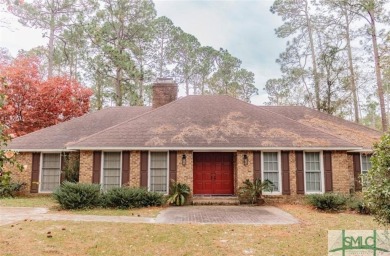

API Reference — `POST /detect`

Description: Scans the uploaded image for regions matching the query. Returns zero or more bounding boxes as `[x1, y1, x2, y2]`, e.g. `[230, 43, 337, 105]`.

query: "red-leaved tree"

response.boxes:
[0, 55, 92, 136]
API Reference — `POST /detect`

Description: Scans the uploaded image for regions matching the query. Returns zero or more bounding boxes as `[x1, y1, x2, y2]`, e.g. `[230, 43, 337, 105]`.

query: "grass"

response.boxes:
[0, 195, 57, 208]
[0, 196, 163, 217]
[0, 203, 384, 256]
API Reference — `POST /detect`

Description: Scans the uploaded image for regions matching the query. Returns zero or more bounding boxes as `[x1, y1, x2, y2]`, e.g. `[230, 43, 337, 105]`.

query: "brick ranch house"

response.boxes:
[6, 78, 382, 202]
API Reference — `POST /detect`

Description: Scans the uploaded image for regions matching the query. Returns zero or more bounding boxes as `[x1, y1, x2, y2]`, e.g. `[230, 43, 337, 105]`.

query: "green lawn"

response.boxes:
[0, 195, 57, 208]
[0, 202, 383, 256]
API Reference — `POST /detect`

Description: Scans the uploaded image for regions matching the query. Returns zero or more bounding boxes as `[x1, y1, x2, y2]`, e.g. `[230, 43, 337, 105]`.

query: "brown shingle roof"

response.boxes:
[261, 106, 382, 149]
[6, 106, 151, 151]
[67, 96, 360, 149]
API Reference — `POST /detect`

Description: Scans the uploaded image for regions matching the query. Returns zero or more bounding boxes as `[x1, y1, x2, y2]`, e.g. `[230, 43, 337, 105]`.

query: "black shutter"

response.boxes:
[353, 153, 362, 192]
[30, 153, 40, 193]
[281, 151, 290, 195]
[92, 151, 101, 184]
[295, 151, 305, 194]
[122, 151, 130, 185]
[169, 151, 177, 193]
[140, 151, 148, 188]
[323, 151, 333, 192]
[253, 151, 261, 180]
[60, 152, 69, 184]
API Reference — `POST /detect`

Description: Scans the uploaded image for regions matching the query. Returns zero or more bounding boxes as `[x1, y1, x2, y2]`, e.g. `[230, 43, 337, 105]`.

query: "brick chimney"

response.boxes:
[152, 78, 178, 108]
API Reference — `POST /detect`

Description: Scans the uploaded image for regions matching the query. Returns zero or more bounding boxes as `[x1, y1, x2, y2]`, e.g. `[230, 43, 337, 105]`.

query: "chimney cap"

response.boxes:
[155, 77, 176, 84]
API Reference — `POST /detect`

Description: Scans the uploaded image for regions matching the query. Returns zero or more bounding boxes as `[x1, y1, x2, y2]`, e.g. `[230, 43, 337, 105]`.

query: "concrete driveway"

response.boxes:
[0, 205, 298, 226]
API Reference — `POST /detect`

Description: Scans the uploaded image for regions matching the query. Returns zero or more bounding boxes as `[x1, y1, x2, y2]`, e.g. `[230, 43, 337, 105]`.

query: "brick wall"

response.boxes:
[79, 151, 93, 183]
[289, 151, 297, 195]
[5, 152, 32, 193]
[177, 151, 193, 192]
[129, 151, 140, 187]
[347, 153, 356, 191]
[332, 151, 353, 193]
[236, 151, 254, 195]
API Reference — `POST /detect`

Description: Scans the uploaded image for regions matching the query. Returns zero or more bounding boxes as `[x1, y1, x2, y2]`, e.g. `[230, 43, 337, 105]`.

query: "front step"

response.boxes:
[192, 196, 240, 205]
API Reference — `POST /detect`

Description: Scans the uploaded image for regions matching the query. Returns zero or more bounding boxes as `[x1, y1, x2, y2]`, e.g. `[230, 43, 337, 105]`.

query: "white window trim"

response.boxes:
[303, 151, 324, 194]
[261, 151, 282, 195]
[148, 151, 170, 195]
[360, 153, 372, 174]
[39, 152, 62, 193]
[101, 151, 122, 189]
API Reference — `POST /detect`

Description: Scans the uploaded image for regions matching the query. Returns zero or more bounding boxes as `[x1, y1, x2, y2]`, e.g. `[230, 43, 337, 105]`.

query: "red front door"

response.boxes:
[193, 152, 234, 195]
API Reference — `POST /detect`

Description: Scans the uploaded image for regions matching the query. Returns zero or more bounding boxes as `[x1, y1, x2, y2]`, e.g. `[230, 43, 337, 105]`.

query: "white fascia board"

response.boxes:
[9, 149, 76, 153]
[66, 146, 363, 151]
[347, 149, 374, 153]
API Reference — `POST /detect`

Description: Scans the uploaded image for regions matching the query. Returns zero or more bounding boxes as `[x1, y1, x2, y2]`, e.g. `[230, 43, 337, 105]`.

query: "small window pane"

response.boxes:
[305, 152, 321, 192]
[361, 155, 372, 174]
[263, 152, 279, 191]
[41, 153, 61, 192]
[150, 152, 168, 193]
[103, 152, 121, 191]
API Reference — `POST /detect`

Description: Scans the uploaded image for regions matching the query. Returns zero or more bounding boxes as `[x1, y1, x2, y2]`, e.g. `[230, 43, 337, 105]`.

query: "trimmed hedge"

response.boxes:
[53, 182, 165, 210]
[101, 187, 164, 209]
[306, 193, 347, 212]
[53, 182, 101, 209]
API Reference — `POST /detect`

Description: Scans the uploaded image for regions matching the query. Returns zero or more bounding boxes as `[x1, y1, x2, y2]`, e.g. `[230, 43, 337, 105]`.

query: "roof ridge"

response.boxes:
[259, 106, 362, 148]
[66, 97, 185, 148]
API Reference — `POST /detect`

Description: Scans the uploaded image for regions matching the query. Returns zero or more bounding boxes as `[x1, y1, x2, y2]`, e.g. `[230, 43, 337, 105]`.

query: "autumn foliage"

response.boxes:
[0, 55, 92, 136]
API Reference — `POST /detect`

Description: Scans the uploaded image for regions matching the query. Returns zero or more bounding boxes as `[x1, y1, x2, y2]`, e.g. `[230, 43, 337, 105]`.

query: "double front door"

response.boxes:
[193, 152, 234, 195]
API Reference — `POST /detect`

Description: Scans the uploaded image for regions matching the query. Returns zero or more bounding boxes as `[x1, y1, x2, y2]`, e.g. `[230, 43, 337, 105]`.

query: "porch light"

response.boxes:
[182, 154, 187, 166]
[243, 154, 248, 166]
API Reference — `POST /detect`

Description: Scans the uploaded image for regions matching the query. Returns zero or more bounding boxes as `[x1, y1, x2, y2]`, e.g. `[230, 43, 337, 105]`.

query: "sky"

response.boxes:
[0, 0, 286, 105]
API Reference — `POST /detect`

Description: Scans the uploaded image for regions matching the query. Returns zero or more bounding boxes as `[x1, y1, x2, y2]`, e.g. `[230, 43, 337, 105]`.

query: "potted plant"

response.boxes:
[239, 178, 274, 205]
[167, 180, 191, 206]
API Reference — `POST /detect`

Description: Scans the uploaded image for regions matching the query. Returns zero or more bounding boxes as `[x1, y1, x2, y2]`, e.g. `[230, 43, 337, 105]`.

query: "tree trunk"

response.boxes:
[139, 64, 144, 106]
[48, 9, 55, 78]
[185, 80, 189, 96]
[96, 77, 102, 110]
[369, 10, 387, 131]
[115, 67, 123, 106]
[305, 0, 320, 110]
[344, 9, 359, 123]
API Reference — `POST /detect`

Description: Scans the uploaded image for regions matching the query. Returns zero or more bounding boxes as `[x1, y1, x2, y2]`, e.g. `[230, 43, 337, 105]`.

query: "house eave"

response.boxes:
[8, 149, 76, 153]
[65, 146, 362, 151]
[347, 149, 374, 153]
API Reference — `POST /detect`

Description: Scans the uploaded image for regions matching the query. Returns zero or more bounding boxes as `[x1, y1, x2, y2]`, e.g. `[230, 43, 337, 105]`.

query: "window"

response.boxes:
[263, 152, 280, 192]
[361, 154, 372, 174]
[40, 153, 61, 192]
[102, 152, 121, 190]
[305, 152, 322, 193]
[149, 152, 168, 193]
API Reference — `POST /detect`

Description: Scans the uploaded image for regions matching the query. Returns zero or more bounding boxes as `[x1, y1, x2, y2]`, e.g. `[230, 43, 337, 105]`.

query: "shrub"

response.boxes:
[167, 181, 190, 206]
[0, 180, 26, 197]
[347, 197, 370, 214]
[363, 132, 390, 225]
[102, 187, 164, 209]
[238, 179, 274, 204]
[306, 193, 347, 212]
[347, 196, 370, 214]
[53, 182, 101, 209]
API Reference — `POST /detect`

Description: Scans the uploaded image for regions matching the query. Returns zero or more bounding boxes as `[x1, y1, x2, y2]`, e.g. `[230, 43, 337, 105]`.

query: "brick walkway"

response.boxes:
[0, 206, 298, 226]
[155, 206, 298, 225]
